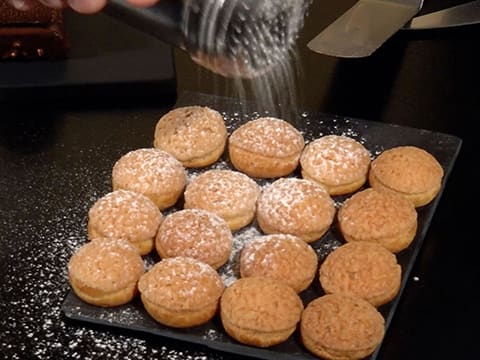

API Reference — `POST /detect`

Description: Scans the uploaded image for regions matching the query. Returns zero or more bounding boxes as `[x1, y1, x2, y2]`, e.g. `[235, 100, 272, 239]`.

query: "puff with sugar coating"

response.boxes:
[184, 169, 261, 231]
[228, 117, 305, 178]
[155, 208, 233, 269]
[68, 238, 145, 307]
[111, 148, 187, 210]
[256, 177, 335, 243]
[138, 257, 224, 328]
[153, 106, 227, 168]
[240, 234, 318, 293]
[300, 135, 371, 195]
[88, 189, 163, 255]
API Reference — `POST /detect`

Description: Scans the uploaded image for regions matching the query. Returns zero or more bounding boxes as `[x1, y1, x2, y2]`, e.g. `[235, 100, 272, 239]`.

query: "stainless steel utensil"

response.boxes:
[403, 0, 480, 30]
[307, 0, 424, 58]
[103, 0, 311, 78]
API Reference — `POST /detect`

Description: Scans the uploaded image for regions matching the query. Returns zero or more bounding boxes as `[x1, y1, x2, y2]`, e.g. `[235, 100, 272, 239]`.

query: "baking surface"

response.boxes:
[61, 91, 461, 360]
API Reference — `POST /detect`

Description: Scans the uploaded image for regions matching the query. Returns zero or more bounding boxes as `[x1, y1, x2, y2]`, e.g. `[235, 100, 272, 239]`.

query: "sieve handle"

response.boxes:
[103, 0, 185, 49]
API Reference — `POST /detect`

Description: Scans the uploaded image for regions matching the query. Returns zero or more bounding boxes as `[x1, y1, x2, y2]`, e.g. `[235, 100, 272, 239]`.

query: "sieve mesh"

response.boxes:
[181, 0, 312, 78]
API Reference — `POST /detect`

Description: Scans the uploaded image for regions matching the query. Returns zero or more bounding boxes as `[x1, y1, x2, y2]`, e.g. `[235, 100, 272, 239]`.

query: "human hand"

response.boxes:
[8, 0, 160, 14]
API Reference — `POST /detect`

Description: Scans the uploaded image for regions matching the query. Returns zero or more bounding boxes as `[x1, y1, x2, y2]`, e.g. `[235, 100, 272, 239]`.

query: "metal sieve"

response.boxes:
[104, 0, 311, 78]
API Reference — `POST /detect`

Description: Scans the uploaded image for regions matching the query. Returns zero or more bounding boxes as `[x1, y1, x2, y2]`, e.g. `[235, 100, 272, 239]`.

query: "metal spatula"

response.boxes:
[308, 0, 424, 58]
[403, 0, 480, 30]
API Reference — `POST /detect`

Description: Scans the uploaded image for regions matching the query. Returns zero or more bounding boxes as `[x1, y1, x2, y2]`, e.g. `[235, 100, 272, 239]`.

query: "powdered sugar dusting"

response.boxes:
[0, 127, 227, 359]
[257, 177, 335, 232]
[88, 189, 162, 242]
[300, 135, 372, 185]
[229, 117, 304, 157]
[138, 257, 224, 308]
[1, 92, 436, 360]
[219, 226, 263, 286]
[184, 169, 261, 217]
[154, 106, 227, 160]
[314, 237, 343, 262]
[241, 234, 301, 269]
[68, 238, 145, 292]
[156, 209, 232, 266]
[112, 148, 186, 193]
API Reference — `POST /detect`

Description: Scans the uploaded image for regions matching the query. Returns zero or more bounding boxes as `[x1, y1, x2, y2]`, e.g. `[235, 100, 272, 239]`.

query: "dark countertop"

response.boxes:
[0, 1, 478, 359]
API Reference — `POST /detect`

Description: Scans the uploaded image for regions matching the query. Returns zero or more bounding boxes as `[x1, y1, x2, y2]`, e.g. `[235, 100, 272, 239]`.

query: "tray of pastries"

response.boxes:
[62, 91, 462, 360]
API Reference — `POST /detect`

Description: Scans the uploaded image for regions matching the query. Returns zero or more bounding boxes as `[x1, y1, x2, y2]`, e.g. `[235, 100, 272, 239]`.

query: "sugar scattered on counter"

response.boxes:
[314, 237, 343, 262]
[220, 226, 262, 286]
[0, 102, 386, 360]
[0, 140, 224, 360]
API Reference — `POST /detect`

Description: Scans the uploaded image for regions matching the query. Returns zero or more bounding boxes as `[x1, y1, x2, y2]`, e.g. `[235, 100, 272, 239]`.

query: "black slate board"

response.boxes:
[62, 91, 462, 360]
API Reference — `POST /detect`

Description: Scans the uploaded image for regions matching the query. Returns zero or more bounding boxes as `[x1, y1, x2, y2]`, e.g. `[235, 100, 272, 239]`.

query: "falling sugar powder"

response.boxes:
[182, 0, 313, 121]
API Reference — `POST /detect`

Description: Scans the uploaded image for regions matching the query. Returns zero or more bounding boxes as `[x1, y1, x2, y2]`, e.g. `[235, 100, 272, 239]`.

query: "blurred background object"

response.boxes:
[0, 8, 176, 104]
[0, 0, 69, 60]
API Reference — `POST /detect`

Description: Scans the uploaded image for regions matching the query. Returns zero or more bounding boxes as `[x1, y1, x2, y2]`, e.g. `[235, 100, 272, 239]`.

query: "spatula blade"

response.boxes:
[308, 0, 420, 57]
